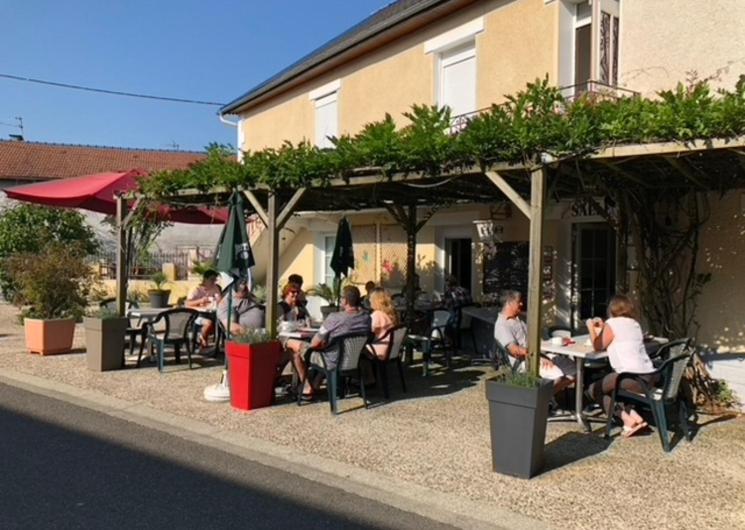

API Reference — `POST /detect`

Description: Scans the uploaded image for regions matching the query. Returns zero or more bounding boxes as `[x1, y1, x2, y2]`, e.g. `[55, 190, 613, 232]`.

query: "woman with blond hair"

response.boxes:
[368, 287, 399, 359]
[587, 294, 657, 437]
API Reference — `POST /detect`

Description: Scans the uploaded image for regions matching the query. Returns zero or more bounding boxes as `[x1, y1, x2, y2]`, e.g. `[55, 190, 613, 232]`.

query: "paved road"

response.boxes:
[0, 383, 455, 530]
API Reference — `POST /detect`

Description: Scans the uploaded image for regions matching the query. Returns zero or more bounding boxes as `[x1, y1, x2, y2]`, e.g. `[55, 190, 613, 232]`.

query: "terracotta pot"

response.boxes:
[24, 318, 76, 355]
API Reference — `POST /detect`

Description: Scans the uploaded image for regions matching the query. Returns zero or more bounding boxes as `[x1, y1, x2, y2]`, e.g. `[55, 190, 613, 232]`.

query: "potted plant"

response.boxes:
[6, 244, 90, 355]
[84, 306, 129, 371]
[306, 281, 341, 319]
[226, 328, 282, 411]
[485, 366, 553, 479]
[148, 271, 171, 308]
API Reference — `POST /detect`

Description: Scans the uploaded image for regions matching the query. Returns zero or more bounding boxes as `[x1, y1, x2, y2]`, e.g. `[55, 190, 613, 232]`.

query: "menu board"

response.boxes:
[482, 241, 529, 302]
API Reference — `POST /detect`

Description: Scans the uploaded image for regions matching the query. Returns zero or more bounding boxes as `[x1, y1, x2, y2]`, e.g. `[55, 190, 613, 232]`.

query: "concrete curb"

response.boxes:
[0, 368, 549, 530]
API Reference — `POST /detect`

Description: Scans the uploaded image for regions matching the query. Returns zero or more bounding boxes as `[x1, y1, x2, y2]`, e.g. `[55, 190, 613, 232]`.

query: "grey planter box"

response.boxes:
[148, 290, 171, 308]
[84, 317, 129, 371]
[485, 377, 554, 479]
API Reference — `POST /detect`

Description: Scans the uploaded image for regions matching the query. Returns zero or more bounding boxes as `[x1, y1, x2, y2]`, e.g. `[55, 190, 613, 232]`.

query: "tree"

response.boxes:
[0, 204, 100, 299]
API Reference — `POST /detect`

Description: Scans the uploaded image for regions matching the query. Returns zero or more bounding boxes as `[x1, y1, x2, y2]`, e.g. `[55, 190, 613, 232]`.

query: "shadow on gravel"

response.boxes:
[542, 431, 612, 473]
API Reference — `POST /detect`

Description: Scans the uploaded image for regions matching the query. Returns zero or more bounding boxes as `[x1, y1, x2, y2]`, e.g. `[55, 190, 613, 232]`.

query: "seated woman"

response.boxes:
[367, 288, 399, 359]
[186, 270, 221, 347]
[216, 280, 265, 336]
[278, 281, 309, 324]
[587, 294, 657, 437]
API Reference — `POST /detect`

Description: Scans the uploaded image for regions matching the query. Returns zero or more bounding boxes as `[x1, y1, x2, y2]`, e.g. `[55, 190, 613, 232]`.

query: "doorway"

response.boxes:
[572, 223, 616, 327]
[445, 238, 472, 291]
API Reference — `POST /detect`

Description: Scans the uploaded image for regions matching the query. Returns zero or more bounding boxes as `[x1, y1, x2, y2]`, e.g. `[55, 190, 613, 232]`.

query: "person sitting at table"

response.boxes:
[288, 273, 307, 308]
[367, 288, 399, 359]
[285, 285, 371, 400]
[186, 270, 221, 348]
[217, 279, 265, 335]
[361, 280, 376, 310]
[442, 275, 472, 310]
[493, 290, 576, 393]
[278, 281, 309, 324]
[586, 294, 657, 437]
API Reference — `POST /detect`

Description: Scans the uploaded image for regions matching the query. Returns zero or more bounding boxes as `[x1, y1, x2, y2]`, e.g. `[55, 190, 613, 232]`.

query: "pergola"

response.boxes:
[118, 136, 745, 375]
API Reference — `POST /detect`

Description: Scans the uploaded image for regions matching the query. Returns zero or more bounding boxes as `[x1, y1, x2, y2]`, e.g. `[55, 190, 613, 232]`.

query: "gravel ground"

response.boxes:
[1, 303, 743, 529]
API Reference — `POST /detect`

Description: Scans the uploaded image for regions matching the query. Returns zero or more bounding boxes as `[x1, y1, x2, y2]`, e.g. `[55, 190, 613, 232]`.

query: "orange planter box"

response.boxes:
[24, 318, 76, 355]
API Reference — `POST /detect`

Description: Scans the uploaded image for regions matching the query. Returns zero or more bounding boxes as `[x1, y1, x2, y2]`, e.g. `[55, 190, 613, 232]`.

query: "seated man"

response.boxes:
[216, 280, 265, 335]
[493, 289, 576, 393]
[285, 285, 371, 399]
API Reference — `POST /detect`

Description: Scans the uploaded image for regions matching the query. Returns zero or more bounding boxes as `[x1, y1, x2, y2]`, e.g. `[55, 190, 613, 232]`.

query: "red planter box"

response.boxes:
[226, 341, 282, 411]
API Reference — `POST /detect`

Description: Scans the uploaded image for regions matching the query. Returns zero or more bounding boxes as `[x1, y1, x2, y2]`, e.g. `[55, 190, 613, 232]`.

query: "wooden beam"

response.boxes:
[485, 170, 532, 220]
[115, 196, 128, 317]
[243, 190, 268, 227]
[664, 157, 707, 189]
[277, 188, 306, 230]
[526, 167, 546, 377]
[265, 193, 280, 338]
[597, 160, 650, 187]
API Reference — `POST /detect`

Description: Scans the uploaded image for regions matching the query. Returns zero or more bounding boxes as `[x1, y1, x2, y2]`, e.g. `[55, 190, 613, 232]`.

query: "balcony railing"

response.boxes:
[449, 80, 639, 132]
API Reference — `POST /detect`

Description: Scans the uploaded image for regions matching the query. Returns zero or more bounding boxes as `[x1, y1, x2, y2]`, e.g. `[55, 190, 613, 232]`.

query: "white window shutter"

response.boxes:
[439, 44, 476, 118]
[315, 92, 338, 149]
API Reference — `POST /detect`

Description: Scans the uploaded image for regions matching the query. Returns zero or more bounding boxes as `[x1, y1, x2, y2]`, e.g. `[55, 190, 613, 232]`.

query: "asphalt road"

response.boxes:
[0, 383, 455, 530]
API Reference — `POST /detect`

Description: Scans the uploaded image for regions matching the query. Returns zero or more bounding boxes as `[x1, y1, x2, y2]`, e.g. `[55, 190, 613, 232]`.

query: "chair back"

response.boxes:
[155, 308, 198, 342]
[659, 351, 693, 402]
[652, 337, 691, 362]
[377, 325, 408, 361]
[337, 333, 372, 372]
[100, 297, 138, 313]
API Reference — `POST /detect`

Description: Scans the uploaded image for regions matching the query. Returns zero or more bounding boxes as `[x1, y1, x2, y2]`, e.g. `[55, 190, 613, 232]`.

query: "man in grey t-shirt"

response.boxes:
[286, 285, 370, 397]
[494, 290, 575, 391]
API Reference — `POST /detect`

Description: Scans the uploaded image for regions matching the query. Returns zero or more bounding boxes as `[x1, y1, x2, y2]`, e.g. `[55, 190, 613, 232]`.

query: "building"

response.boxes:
[219, 0, 745, 398]
[0, 139, 221, 252]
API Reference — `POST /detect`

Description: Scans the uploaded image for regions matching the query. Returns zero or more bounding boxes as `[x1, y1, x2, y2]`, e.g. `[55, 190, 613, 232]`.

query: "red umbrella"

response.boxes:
[3, 170, 226, 224]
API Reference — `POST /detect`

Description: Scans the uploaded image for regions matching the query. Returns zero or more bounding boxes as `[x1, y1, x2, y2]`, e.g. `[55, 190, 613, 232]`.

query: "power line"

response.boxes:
[0, 73, 225, 107]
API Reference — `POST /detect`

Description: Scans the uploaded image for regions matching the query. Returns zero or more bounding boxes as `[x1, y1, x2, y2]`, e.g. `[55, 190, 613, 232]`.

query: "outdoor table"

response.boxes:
[540, 334, 608, 430]
[278, 327, 319, 341]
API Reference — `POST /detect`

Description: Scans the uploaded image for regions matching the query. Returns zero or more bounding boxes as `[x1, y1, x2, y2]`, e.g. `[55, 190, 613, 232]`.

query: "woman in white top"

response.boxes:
[587, 294, 658, 437]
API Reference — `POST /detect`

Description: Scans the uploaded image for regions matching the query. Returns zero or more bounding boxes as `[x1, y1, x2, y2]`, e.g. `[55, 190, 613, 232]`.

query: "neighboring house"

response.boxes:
[220, 0, 745, 397]
[0, 139, 221, 252]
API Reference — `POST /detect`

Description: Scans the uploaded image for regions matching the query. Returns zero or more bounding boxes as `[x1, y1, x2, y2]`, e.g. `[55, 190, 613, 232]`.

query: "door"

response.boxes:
[445, 238, 472, 292]
[572, 224, 616, 327]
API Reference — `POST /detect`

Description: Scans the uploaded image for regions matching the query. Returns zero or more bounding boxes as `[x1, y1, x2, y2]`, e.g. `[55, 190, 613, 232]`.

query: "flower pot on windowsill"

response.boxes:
[24, 318, 76, 355]
[485, 375, 553, 479]
[84, 316, 129, 371]
[147, 289, 171, 308]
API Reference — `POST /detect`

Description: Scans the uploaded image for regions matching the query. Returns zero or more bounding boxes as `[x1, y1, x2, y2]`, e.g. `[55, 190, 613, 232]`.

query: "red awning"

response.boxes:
[3, 170, 226, 225]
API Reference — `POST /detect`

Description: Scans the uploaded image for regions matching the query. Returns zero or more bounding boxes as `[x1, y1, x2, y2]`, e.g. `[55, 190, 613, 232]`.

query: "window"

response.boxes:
[438, 42, 477, 120]
[570, 0, 620, 94]
[314, 92, 338, 149]
[323, 235, 336, 286]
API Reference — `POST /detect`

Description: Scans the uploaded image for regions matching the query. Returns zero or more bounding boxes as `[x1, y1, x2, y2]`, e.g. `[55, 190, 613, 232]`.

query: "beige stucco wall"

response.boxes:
[620, 0, 745, 96]
[696, 190, 745, 352]
[478, 0, 558, 107]
[240, 0, 560, 150]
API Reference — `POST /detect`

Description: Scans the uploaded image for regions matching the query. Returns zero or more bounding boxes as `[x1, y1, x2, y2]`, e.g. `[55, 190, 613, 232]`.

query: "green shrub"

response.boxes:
[0, 204, 99, 300]
[6, 243, 92, 321]
[230, 328, 273, 345]
[491, 365, 543, 388]
[150, 272, 168, 291]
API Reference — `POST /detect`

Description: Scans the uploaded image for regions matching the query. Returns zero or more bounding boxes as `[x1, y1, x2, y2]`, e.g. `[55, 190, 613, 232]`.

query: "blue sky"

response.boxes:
[0, 0, 390, 151]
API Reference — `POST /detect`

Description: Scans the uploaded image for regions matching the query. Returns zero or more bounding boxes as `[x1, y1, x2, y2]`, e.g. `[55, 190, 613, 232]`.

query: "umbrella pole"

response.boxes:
[224, 287, 233, 369]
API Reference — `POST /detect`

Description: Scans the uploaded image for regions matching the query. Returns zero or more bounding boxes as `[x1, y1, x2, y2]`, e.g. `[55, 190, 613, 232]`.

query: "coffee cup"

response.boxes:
[550, 336, 564, 346]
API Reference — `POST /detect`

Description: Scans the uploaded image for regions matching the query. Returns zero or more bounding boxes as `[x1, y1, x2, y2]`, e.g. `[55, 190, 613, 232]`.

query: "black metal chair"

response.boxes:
[366, 325, 408, 399]
[604, 346, 695, 452]
[300, 332, 372, 414]
[649, 337, 691, 366]
[140, 308, 199, 372]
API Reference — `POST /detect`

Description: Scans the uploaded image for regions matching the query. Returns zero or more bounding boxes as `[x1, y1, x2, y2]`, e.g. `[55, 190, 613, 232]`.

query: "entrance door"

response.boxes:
[573, 224, 616, 327]
[445, 238, 472, 291]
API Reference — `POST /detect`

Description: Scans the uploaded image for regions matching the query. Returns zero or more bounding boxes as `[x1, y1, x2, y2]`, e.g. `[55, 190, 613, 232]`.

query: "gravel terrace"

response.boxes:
[1, 303, 743, 529]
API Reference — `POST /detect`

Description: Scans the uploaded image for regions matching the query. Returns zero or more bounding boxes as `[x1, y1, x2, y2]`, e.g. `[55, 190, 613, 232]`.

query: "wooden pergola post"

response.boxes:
[526, 166, 546, 377]
[485, 166, 546, 376]
[405, 203, 417, 327]
[115, 195, 128, 317]
[265, 193, 280, 338]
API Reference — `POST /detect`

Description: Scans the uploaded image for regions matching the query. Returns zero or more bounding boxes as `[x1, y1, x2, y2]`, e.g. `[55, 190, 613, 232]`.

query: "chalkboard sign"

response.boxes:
[482, 241, 529, 305]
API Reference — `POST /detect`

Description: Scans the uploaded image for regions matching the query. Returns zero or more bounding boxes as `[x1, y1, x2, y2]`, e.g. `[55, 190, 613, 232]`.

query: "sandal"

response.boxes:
[622, 422, 648, 438]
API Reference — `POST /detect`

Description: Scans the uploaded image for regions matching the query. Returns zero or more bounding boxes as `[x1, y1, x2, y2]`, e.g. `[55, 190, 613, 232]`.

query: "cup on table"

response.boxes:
[550, 336, 565, 346]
